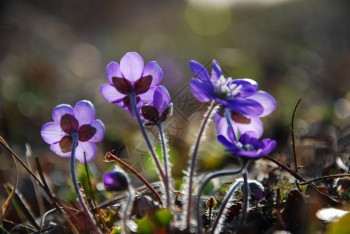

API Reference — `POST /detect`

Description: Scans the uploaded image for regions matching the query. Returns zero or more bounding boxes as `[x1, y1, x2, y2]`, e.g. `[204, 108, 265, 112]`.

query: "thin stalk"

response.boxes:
[129, 92, 166, 185]
[186, 101, 217, 230]
[196, 158, 243, 234]
[123, 186, 134, 234]
[291, 98, 301, 172]
[238, 167, 249, 227]
[211, 179, 243, 234]
[70, 133, 101, 233]
[225, 107, 237, 142]
[105, 152, 163, 205]
[157, 122, 171, 208]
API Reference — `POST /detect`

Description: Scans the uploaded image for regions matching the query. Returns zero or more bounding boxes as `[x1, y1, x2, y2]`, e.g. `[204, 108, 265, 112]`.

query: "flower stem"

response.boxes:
[211, 181, 243, 233]
[129, 93, 166, 185]
[157, 123, 171, 209]
[225, 107, 237, 142]
[238, 166, 249, 227]
[123, 186, 134, 234]
[196, 159, 243, 234]
[70, 133, 101, 233]
[186, 101, 217, 230]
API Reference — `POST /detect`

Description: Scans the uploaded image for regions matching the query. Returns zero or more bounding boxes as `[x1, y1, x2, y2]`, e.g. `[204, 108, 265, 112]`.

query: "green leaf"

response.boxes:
[136, 216, 156, 234]
[154, 209, 173, 226]
[136, 209, 173, 233]
[327, 212, 350, 234]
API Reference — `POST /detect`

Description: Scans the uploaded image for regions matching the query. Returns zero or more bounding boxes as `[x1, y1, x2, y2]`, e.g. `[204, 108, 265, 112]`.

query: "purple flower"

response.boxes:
[103, 169, 129, 191]
[141, 85, 173, 124]
[41, 100, 105, 162]
[189, 60, 276, 117]
[100, 52, 163, 112]
[214, 89, 276, 138]
[217, 129, 276, 159]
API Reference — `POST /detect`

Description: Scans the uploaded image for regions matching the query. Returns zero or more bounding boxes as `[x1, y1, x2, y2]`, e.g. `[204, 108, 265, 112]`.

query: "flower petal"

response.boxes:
[143, 61, 163, 86]
[153, 86, 171, 114]
[52, 104, 73, 123]
[190, 79, 212, 102]
[232, 79, 257, 98]
[189, 60, 211, 83]
[73, 100, 95, 125]
[211, 60, 222, 82]
[106, 61, 122, 84]
[100, 84, 125, 104]
[235, 117, 264, 138]
[247, 91, 276, 117]
[75, 141, 97, 162]
[226, 98, 264, 117]
[41, 122, 66, 144]
[120, 52, 144, 82]
[138, 86, 157, 103]
[90, 119, 105, 142]
[50, 142, 71, 158]
[259, 139, 277, 155]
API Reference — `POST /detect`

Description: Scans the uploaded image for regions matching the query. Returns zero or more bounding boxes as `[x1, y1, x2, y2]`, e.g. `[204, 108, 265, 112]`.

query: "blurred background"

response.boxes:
[1, 0, 350, 201]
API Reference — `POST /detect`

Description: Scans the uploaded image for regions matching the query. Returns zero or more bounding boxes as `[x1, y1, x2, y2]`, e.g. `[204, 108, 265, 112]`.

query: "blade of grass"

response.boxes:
[0, 137, 18, 225]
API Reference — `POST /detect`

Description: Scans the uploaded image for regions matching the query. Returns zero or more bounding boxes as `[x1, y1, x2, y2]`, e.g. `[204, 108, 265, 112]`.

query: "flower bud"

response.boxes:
[103, 169, 129, 191]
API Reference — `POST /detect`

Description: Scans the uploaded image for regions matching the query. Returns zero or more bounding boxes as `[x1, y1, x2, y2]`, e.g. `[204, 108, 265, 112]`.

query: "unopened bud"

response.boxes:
[103, 168, 129, 191]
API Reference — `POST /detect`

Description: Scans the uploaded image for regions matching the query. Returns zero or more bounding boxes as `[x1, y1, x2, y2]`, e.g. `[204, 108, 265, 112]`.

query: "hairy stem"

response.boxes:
[196, 158, 243, 234]
[186, 101, 217, 230]
[129, 93, 166, 185]
[157, 123, 171, 208]
[239, 167, 249, 227]
[211, 179, 243, 234]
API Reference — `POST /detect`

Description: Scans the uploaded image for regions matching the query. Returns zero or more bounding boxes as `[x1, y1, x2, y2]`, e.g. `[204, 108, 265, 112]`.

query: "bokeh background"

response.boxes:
[1, 0, 350, 201]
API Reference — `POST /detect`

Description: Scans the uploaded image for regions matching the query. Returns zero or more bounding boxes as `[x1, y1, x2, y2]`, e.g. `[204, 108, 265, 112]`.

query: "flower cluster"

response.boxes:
[39, 52, 277, 233]
[189, 59, 277, 159]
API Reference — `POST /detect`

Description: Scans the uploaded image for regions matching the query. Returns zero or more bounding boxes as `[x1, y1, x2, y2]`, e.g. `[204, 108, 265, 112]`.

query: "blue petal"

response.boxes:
[226, 98, 264, 117]
[189, 79, 213, 102]
[247, 91, 276, 117]
[189, 60, 211, 83]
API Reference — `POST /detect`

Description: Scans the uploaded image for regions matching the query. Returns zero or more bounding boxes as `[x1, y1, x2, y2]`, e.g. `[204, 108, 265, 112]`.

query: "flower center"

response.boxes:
[236, 142, 257, 152]
[213, 75, 242, 99]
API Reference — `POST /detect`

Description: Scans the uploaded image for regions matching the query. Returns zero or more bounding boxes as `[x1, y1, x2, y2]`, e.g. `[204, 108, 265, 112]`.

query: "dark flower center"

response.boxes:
[59, 114, 97, 153]
[112, 75, 153, 95]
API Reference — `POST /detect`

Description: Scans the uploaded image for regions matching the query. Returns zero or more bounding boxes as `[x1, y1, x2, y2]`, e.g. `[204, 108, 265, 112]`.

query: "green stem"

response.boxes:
[157, 123, 171, 208]
[129, 93, 166, 185]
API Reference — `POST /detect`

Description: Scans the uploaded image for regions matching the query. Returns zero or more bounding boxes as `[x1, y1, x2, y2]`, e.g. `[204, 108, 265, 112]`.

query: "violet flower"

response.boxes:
[217, 129, 276, 159]
[214, 89, 276, 138]
[189, 60, 263, 116]
[100, 52, 163, 114]
[41, 100, 105, 162]
[141, 85, 173, 125]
